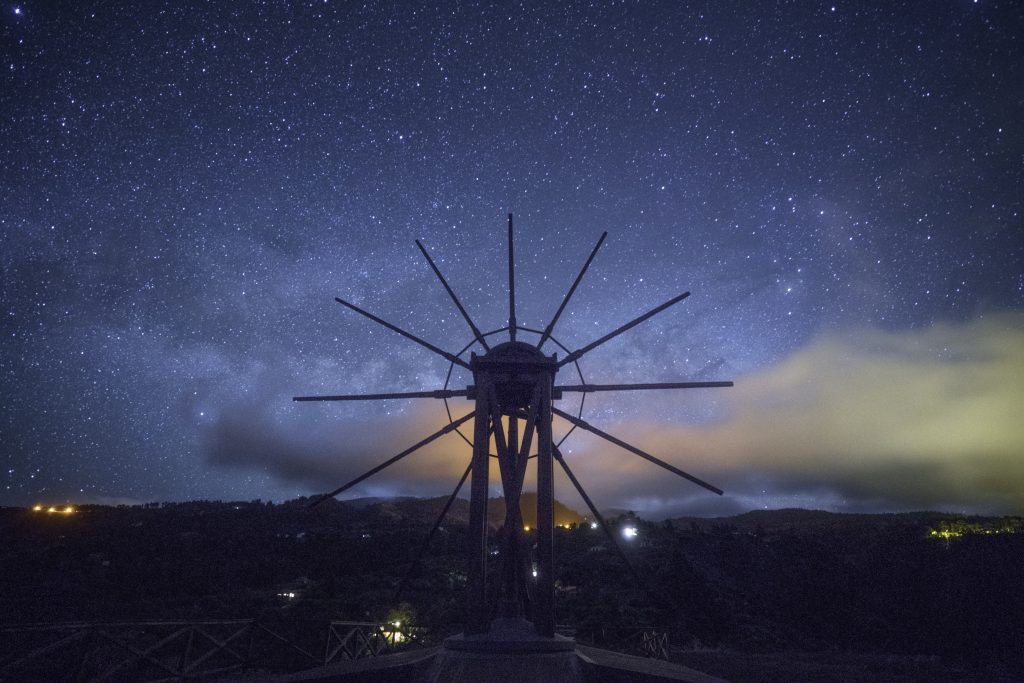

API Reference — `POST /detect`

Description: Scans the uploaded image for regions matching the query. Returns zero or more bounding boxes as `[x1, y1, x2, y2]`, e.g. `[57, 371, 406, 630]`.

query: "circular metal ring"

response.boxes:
[442, 326, 586, 457]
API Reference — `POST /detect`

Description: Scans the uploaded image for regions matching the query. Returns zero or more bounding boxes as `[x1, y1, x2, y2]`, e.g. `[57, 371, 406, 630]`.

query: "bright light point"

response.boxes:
[622, 526, 638, 539]
[48, 506, 57, 513]
[523, 525, 530, 531]
[32, 505, 42, 511]
[590, 522, 598, 529]
[532, 569, 537, 578]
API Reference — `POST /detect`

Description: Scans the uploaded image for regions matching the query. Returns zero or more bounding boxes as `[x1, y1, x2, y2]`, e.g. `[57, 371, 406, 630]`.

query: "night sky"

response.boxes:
[2, 1, 1022, 517]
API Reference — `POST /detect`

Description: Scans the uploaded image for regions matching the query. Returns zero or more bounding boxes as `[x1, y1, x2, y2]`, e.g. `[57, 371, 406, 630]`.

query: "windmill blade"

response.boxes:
[507, 213, 517, 342]
[557, 292, 690, 368]
[308, 411, 475, 508]
[294, 389, 469, 402]
[553, 445, 642, 584]
[335, 297, 471, 370]
[551, 407, 722, 495]
[395, 461, 473, 600]
[537, 231, 607, 350]
[557, 381, 733, 394]
[415, 240, 490, 352]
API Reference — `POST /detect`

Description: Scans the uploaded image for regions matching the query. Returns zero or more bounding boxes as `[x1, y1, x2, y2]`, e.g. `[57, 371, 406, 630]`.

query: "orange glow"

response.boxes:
[34, 504, 76, 514]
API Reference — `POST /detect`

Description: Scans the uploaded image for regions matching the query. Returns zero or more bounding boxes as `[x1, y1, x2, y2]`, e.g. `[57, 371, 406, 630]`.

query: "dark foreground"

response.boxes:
[1, 499, 1022, 681]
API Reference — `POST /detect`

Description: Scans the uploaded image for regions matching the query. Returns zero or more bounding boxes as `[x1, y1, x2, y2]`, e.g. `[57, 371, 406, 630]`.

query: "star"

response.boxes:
[0, 1, 1020, 515]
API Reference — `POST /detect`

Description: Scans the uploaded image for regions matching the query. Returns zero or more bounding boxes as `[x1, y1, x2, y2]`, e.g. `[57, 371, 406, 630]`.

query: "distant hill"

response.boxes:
[340, 493, 583, 528]
[341, 495, 421, 509]
[668, 508, 986, 534]
[492, 492, 584, 528]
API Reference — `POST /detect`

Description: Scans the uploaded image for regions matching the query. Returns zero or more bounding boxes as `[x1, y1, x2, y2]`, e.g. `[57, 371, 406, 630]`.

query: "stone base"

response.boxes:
[442, 617, 575, 654]
[275, 621, 724, 682]
[428, 648, 583, 682]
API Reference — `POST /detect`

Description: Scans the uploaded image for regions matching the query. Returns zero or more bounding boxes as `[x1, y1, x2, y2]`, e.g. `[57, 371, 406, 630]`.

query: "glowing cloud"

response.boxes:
[585, 312, 1024, 515]
[207, 313, 1024, 516]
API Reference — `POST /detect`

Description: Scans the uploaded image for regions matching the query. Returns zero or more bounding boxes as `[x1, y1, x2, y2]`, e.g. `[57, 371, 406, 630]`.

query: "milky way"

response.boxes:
[2, 2, 1022, 515]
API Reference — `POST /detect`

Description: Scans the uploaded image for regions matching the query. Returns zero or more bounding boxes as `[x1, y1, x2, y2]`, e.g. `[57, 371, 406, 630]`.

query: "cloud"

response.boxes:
[584, 312, 1024, 515]
[205, 313, 1024, 516]
[205, 398, 476, 499]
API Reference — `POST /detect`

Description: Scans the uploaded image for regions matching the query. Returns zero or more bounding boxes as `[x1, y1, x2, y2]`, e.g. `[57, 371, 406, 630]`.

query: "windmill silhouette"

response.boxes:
[294, 214, 731, 641]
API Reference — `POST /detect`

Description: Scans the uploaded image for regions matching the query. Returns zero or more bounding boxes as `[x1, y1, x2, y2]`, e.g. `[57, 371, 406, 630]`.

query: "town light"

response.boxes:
[622, 526, 638, 539]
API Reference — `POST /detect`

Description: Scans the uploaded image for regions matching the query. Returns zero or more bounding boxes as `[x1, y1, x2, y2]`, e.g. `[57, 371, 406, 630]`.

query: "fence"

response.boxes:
[2, 619, 668, 681]
[566, 626, 671, 660]
[0, 619, 425, 682]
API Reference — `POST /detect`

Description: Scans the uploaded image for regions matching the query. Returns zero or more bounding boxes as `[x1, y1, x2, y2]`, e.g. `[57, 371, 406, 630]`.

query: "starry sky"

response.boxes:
[2, 1, 1022, 517]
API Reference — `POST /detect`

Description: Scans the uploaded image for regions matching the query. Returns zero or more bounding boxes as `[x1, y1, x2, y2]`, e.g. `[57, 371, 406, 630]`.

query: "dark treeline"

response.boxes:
[1, 500, 1022, 676]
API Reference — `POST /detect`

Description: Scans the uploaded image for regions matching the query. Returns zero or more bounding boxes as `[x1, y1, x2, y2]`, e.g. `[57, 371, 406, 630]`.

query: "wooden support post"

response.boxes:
[466, 372, 491, 634]
[500, 414, 521, 618]
[534, 374, 555, 637]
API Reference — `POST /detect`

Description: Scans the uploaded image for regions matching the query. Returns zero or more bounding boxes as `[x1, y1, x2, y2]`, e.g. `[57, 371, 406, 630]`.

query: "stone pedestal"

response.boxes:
[442, 618, 574, 655]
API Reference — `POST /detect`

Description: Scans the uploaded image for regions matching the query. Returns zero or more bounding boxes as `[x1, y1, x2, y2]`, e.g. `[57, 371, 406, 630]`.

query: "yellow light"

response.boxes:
[63, 506, 75, 514]
[32, 505, 43, 512]
[523, 525, 531, 531]
[48, 506, 57, 513]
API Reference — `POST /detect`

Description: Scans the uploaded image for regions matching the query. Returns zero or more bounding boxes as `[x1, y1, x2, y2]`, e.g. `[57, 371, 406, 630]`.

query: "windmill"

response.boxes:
[294, 214, 731, 642]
